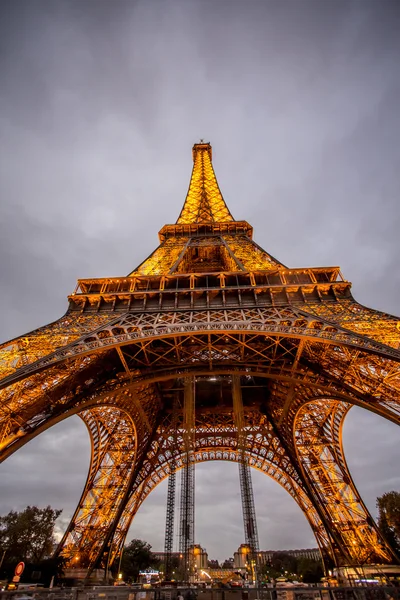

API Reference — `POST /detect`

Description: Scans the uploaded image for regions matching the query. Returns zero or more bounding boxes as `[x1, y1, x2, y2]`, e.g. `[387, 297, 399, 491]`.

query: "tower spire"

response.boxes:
[176, 142, 234, 224]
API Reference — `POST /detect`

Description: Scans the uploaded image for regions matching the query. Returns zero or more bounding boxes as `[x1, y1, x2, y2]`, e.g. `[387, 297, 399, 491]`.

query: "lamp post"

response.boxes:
[117, 548, 124, 582]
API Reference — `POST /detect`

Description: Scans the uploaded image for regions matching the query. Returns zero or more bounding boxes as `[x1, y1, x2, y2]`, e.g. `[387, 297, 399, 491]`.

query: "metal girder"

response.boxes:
[293, 397, 397, 565]
[0, 312, 113, 381]
[304, 300, 400, 350]
[3, 306, 400, 388]
[54, 382, 162, 572]
[57, 406, 138, 568]
[232, 376, 260, 565]
[1, 141, 400, 579]
[164, 470, 176, 579]
[179, 378, 196, 581]
[164, 395, 179, 580]
[176, 142, 234, 225]
[108, 396, 334, 568]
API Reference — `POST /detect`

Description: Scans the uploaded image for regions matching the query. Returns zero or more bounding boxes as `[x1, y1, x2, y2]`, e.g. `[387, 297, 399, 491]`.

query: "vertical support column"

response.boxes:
[179, 377, 196, 582]
[232, 375, 260, 582]
[164, 396, 178, 581]
[164, 468, 176, 580]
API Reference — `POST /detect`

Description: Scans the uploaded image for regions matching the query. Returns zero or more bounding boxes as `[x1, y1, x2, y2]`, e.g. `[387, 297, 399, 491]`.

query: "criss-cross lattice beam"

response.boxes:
[2, 337, 399, 468]
[232, 375, 260, 570]
[176, 142, 234, 225]
[304, 299, 400, 350]
[56, 406, 137, 568]
[179, 378, 196, 581]
[164, 394, 179, 580]
[55, 383, 162, 573]
[107, 404, 333, 570]
[0, 312, 399, 572]
[293, 395, 397, 565]
[3, 304, 400, 390]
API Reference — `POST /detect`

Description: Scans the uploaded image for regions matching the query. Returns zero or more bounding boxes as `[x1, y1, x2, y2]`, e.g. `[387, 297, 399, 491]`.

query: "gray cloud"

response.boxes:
[0, 0, 399, 562]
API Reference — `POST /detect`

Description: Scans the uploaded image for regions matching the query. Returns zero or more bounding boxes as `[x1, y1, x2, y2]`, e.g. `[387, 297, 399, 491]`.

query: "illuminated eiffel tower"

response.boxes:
[0, 142, 399, 577]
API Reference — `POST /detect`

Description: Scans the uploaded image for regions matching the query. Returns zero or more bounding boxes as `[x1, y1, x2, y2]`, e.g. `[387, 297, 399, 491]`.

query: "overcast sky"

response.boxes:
[0, 0, 399, 563]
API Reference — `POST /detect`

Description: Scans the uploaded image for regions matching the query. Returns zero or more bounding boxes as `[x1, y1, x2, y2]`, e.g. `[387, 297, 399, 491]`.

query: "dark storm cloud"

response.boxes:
[0, 0, 399, 561]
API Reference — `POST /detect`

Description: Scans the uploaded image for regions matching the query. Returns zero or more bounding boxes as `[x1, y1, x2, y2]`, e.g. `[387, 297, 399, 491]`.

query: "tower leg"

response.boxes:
[294, 397, 397, 566]
[56, 382, 163, 575]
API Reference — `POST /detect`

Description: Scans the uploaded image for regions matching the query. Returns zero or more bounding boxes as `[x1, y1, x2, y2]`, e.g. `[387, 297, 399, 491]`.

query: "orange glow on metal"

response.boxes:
[177, 143, 233, 224]
[0, 142, 399, 576]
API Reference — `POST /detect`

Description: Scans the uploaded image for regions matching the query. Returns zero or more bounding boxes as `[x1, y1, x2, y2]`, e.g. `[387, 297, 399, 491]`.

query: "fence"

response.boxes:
[1, 587, 399, 600]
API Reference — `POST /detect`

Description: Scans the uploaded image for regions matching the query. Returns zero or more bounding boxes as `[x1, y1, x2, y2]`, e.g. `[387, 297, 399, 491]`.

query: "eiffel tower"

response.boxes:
[1, 142, 399, 577]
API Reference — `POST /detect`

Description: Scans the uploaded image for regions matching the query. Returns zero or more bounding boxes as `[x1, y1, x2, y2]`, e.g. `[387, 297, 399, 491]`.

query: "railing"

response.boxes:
[1, 586, 399, 600]
[72, 268, 345, 297]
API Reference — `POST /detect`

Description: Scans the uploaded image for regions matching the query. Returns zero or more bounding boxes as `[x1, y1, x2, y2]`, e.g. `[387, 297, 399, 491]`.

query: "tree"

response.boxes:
[269, 552, 297, 576]
[153, 554, 180, 579]
[296, 557, 323, 583]
[208, 559, 220, 568]
[120, 539, 155, 583]
[0, 505, 62, 565]
[377, 491, 400, 554]
[261, 561, 282, 581]
[221, 558, 234, 569]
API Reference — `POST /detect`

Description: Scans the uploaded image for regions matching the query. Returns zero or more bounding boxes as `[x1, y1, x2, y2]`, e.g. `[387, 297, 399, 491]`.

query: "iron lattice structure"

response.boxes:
[233, 375, 260, 564]
[179, 378, 196, 580]
[164, 467, 176, 579]
[164, 395, 178, 580]
[1, 142, 400, 576]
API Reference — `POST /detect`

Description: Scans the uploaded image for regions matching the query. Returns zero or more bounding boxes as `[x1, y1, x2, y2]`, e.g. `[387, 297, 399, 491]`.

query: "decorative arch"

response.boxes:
[94, 428, 335, 569]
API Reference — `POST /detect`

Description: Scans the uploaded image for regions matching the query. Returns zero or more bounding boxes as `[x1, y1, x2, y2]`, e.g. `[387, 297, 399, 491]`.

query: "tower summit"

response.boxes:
[131, 142, 283, 276]
[177, 141, 234, 224]
[0, 142, 399, 579]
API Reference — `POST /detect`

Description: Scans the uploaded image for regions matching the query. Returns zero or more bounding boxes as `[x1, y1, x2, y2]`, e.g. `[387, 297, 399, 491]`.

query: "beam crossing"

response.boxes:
[164, 396, 179, 580]
[179, 378, 196, 582]
[164, 470, 176, 580]
[232, 375, 260, 579]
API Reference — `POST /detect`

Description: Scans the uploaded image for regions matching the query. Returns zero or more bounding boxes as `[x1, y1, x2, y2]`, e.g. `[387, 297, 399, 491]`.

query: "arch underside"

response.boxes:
[0, 305, 399, 574]
[56, 389, 395, 572]
[56, 399, 334, 569]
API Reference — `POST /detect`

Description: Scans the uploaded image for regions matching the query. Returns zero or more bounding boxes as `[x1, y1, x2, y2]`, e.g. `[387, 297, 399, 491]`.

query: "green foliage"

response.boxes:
[0, 505, 62, 565]
[221, 559, 234, 569]
[152, 554, 181, 580]
[260, 562, 282, 580]
[120, 539, 156, 583]
[208, 559, 220, 568]
[261, 553, 323, 584]
[377, 491, 400, 554]
[269, 552, 297, 575]
[296, 557, 324, 583]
